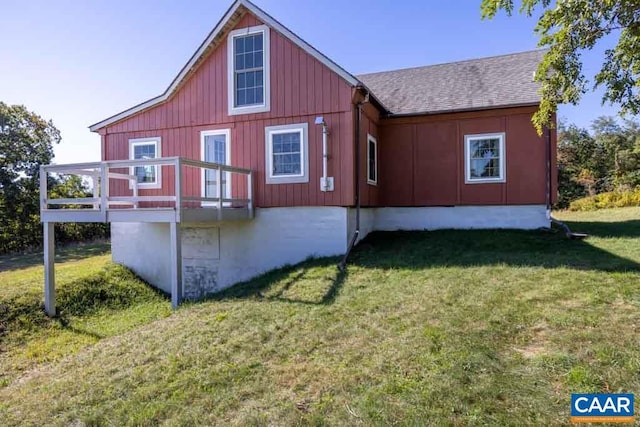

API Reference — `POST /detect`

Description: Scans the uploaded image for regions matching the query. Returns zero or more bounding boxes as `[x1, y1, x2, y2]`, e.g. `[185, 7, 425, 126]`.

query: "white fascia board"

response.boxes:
[89, 0, 361, 133]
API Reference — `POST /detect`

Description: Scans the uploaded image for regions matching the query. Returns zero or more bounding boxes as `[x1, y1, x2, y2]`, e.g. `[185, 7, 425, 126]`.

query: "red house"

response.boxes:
[40, 0, 556, 314]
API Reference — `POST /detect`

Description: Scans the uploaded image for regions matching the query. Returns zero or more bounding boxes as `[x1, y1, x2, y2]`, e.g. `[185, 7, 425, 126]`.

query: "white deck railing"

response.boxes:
[40, 157, 253, 223]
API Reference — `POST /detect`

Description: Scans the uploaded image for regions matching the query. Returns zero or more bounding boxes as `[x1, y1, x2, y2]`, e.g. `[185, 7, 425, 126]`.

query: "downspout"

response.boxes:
[545, 125, 588, 239]
[339, 91, 369, 270]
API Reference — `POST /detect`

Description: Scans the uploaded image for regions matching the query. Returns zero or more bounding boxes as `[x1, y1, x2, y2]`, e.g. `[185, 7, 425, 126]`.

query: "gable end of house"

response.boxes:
[89, 0, 366, 132]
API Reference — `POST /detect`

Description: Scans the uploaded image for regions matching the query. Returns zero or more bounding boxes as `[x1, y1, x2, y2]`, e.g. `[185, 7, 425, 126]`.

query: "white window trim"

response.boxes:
[464, 132, 506, 184]
[367, 134, 378, 186]
[129, 137, 161, 189]
[227, 25, 271, 116]
[200, 129, 231, 206]
[265, 123, 309, 184]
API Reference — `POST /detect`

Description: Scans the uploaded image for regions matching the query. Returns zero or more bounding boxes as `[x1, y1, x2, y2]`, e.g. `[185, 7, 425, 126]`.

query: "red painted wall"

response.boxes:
[357, 102, 381, 207]
[98, 11, 556, 210]
[101, 12, 355, 208]
[378, 106, 557, 206]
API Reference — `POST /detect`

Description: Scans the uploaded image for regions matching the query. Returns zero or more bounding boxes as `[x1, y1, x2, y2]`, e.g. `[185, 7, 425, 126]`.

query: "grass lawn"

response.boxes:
[0, 241, 172, 387]
[1, 208, 639, 425]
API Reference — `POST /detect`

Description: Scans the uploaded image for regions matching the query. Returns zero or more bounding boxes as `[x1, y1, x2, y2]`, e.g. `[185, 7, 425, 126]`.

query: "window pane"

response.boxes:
[134, 165, 156, 183]
[246, 87, 255, 105]
[132, 142, 157, 184]
[233, 32, 265, 107]
[470, 149, 500, 178]
[235, 53, 245, 71]
[214, 138, 225, 163]
[244, 52, 254, 69]
[237, 73, 246, 89]
[368, 140, 376, 181]
[204, 134, 228, 198]
[246, 71, 255, 87]
[234, 37, 244, 54]
[272, 131, 301, 176]
[468, 137, 501, 179]
[236, 88, 246, 106]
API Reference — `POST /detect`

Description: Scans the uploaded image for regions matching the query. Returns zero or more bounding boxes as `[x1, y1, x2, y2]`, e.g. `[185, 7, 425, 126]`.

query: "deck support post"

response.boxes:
[169, 222, 182, 309]
[43, 222, 56, 317]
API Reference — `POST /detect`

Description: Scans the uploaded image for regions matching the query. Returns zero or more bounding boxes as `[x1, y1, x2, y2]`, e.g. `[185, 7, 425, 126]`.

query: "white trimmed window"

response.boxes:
[129, 137, 161, 189]
[464, 133, 506, 184]
[367, 134, 378, 185]
[228, 25, 270, 115]
[265, 123, 309, 184]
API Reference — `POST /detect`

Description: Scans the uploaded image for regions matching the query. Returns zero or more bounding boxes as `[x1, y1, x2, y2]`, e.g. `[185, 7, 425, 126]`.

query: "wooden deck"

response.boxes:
[40, 206, 253, 223]
[39, 157, 254, 316]
[40, 157, 254, 224]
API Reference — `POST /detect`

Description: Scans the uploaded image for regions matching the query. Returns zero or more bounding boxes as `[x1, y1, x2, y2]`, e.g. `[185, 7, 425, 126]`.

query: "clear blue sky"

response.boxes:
[0, 0, 621, 164]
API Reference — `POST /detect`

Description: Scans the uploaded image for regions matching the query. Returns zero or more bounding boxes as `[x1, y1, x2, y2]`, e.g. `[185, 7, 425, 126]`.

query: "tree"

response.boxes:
[0, 102, 108, 253]
[0, 102, 59, 185]
[481, 0, 640, 134]
[0, 103, 60, 252]
[555, 116, 640, 207]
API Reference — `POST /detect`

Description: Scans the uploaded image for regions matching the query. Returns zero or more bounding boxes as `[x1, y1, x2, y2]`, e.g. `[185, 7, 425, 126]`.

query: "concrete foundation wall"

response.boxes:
[111, 205, 548, 298]
[111, 222, 172, 294]
[373, 205, 548, 231]
[111, 207, 349, 298]
[347, 208, 376, 244]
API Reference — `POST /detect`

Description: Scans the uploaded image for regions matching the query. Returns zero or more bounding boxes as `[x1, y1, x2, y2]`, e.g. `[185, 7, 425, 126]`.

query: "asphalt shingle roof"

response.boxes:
[357, 50, 545, 115]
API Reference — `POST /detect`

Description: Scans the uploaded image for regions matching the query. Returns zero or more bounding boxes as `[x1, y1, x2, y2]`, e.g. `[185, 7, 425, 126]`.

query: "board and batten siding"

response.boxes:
[358, 101, 381, 207]
[378, 106, 557, 207]
[101, 13, 355, 208]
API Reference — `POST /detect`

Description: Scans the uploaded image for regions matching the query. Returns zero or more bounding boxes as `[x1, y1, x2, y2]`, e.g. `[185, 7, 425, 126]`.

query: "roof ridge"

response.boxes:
[357, 48, 546, 77]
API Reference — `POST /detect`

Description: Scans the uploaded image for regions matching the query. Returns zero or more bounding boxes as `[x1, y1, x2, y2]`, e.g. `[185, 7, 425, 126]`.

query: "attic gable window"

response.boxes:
[464, 133, 506, 184]
[228, 25, 271, 115]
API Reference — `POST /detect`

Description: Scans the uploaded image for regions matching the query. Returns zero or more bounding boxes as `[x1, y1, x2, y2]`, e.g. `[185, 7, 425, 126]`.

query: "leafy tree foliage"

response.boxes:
[557, 116, 640, 207]
[481, 0, 640, 134]
[0, 102, 108, 254]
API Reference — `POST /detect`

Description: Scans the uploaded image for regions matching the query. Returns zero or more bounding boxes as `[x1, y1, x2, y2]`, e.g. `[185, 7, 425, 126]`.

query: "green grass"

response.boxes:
[1, 210, 639, 425]
[0, 242, 172, 386]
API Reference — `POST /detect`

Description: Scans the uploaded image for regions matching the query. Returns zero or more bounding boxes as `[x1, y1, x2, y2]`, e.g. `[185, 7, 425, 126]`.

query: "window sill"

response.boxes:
[464, 178, 506, 185]
[130, 182, 162, 190]
[266, 175, 309, 185]
[228, 103, 270, 116]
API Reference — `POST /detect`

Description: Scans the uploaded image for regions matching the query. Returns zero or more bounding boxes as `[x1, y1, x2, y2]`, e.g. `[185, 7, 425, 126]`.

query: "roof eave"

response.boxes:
[385, 102, 541, 118]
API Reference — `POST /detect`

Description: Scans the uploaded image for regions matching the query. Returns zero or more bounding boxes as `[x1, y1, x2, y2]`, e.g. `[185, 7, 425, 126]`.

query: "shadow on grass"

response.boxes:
[0, 241, 111, 272]
[561, 219, 640, 238]
[351, 227, 640, 273]
[212, 257, 348, 306]
[211, 222, 640, 306]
